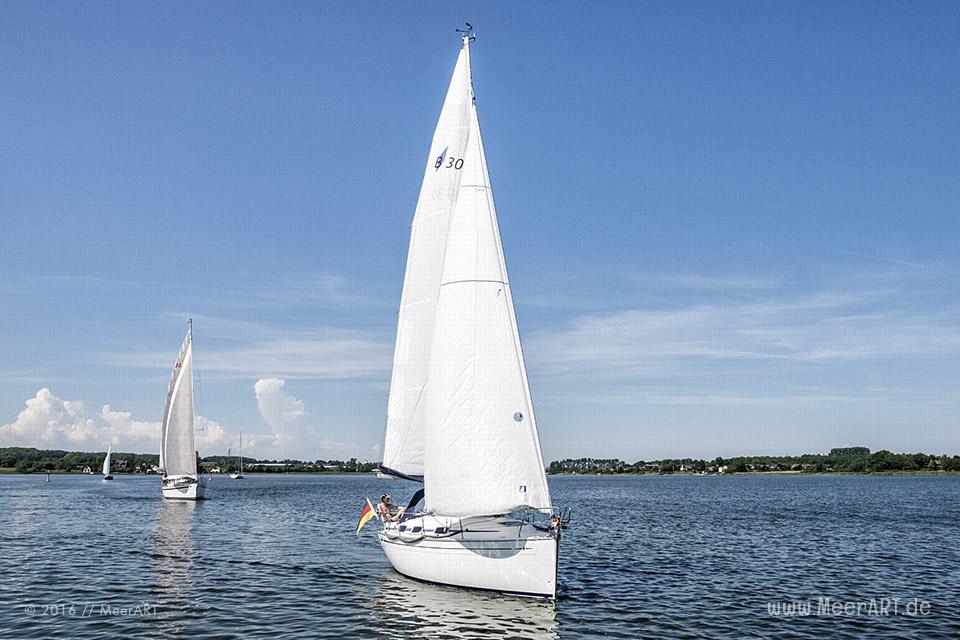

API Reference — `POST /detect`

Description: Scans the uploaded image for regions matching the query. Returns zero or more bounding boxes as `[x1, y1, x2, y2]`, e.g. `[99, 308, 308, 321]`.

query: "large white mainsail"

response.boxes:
[422, 52, 550, 517]
[160, 322, 199, 499]
[381, 43, 474, 480]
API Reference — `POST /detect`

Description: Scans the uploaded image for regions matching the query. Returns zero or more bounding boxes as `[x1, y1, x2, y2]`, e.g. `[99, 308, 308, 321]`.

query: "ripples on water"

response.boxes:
[1, 474, 958, 638]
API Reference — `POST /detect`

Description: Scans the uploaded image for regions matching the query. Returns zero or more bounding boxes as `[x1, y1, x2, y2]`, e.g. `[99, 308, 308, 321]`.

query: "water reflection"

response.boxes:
[150, 500, 196, 637]
[371, 570, 558, 639]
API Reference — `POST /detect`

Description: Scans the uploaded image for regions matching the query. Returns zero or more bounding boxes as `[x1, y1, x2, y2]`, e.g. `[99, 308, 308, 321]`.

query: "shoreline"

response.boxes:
[547, 470, 959, 477]
[5, 468, 958, 477]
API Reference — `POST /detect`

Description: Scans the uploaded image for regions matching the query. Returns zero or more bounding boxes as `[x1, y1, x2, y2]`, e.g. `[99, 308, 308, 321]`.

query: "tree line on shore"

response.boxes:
[0, 447, 378, 474]
[547, 447, 960, 474]
[5, 446, 959, 475]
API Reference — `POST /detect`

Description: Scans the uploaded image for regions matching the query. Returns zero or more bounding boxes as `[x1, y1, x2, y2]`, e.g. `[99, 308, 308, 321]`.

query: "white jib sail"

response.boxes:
[382, 42, 474, 479]
[423, 40, 551, 517]
[102, 445, 112, 476]
[160, 326, 197, 478]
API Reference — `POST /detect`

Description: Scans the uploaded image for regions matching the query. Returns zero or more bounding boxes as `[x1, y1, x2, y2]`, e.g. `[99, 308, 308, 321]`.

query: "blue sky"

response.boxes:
[1, 1, 958, 461]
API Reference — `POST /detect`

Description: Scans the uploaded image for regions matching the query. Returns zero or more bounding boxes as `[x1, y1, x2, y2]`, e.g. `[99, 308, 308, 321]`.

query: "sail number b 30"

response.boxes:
[435, 156, 464, 170]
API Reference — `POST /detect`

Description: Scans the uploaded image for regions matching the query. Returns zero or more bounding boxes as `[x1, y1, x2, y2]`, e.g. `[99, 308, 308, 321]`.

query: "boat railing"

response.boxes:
[516, 506, 572, 531]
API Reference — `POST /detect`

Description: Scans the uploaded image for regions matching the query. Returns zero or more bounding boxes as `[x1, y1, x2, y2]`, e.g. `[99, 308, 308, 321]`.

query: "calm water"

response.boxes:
[0, 474, 958, 639]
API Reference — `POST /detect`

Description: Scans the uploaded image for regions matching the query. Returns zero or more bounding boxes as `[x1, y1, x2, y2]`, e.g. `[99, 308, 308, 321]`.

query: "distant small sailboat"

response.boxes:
[376, 26, 567, 599]
[230, 433, 245, 479]
[102, 444, 114, 480]
[159, 320, 203, 500]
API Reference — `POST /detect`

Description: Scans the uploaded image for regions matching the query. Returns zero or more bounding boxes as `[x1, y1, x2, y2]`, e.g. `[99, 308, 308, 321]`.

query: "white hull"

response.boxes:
[378, 515, 559, 599]
[161, 477, 203, 500]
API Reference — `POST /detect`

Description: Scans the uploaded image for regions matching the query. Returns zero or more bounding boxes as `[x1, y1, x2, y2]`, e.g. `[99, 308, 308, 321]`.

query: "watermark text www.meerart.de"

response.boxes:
[767, 597, 932, 617]
[21, 603, 157, 618]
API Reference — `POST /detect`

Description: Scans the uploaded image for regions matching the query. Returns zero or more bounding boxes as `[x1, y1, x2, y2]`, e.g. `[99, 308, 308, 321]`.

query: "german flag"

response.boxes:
[357, 498, 377, 536]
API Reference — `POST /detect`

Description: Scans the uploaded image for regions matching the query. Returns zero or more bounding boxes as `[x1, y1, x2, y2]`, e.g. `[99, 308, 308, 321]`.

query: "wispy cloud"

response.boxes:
[106, 324, 392, 380]
[526, 289, 960, 381]
[538, 388, 884, 408]
[653, 274, 779, 290]
[195, 272, 394, 312]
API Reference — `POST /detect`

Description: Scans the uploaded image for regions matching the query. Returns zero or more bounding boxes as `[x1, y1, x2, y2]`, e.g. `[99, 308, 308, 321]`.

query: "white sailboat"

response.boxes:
[159, 320, 203, 500]
[230, 433, 244, 479]
[377, 26, 567, 599]
[102, 444, 113, 480]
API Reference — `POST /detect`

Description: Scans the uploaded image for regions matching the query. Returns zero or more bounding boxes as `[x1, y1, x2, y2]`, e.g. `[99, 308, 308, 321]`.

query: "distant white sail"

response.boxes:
[102, 445, 112, 476]
[381, 44, 474, 479]
[422, 68, 551, 517]
[160, 326, 196, 478]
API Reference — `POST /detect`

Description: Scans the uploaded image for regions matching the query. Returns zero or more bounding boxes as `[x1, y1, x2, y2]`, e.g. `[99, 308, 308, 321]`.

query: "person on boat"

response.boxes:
[377, 494, 405, 522]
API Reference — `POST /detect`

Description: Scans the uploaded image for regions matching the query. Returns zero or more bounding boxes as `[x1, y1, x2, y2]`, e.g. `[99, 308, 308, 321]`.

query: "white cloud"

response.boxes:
[526, 292, 960, 382]
[197, 272, 393, 311]
[100, 405, 161, 445]
[0, 388, 227, 453]
[107, 327, 391, 381]
[0, 388, 98, 447]
[254, 377, 305, 449]
[0, 384, 374, 461]
[655, 274, 779, 290]
[250, 377, 378, 461]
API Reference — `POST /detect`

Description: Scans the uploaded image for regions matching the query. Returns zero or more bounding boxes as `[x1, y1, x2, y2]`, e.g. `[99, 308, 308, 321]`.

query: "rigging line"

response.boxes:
[194, 339, 205, 459]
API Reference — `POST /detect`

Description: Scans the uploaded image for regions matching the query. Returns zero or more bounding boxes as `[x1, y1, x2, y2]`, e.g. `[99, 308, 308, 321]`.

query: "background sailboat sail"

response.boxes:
[102, 445, 112, 476]
[422, 69, 551, 517]
[381, 44, 474, 481]
[161, 326, 196, 478]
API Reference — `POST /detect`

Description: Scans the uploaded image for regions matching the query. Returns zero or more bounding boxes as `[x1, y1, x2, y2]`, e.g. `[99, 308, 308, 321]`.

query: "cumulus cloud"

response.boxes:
[0, 384, 372, 461]
[0, 388, 227, 453]
[0, 389, 98, 447]
[250, 378, 374, 460]
[254, 378, 304, 452]
[100, 405, 161, 444]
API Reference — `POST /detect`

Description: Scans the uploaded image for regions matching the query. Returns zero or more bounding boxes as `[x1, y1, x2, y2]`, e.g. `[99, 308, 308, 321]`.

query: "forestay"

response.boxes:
[422, 39, 551, 517]
[382, 43, 474, 479]
[160, 326, 197, 478]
